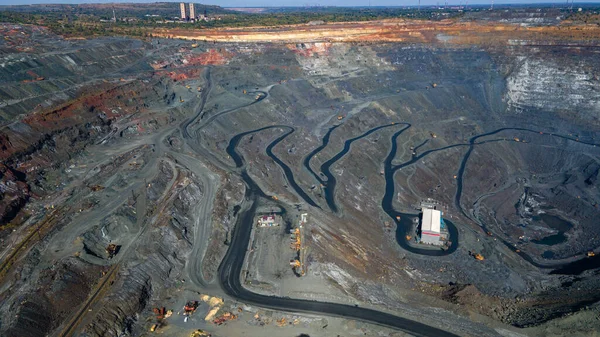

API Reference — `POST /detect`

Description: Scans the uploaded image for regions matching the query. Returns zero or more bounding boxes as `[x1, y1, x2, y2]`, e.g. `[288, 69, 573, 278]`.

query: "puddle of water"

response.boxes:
[539, 213, 572, 232]
[542, 250, 555, 259]
[532, 214, 572, 246]
[532, 232, 567, 245]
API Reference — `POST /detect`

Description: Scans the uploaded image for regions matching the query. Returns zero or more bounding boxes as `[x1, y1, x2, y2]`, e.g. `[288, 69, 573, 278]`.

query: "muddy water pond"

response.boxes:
[531, 214, 573, 246]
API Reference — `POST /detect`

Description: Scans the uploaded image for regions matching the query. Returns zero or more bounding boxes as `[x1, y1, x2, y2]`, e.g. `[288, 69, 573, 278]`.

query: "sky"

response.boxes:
[0, 0, 597, 8]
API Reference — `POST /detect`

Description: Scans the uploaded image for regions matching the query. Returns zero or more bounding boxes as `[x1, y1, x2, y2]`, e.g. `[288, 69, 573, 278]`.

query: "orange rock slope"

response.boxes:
[151, 19, 600, 45]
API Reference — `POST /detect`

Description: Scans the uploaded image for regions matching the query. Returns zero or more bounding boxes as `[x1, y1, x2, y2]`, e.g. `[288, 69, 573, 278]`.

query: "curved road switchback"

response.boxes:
[380, 125, 460, 256]
[181, 67, 213, 140]
[227, 125, 319, 207]
[265, 127, 321, 208]
[303, 124, 342, 183]
[316, 123, 404, 213]
[218, 129, 461, 337]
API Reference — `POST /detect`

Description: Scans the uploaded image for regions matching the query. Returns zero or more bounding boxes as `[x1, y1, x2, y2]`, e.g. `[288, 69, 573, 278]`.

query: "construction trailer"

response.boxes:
[420, 208, 443, 246]
[257, 214, 279, 227]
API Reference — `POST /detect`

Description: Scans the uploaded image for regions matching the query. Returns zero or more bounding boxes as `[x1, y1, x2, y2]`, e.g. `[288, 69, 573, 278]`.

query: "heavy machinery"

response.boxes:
[153, 307, 167, 320]
[588, 251, 596, 257]
[89, 185, 104, 192]
[290, 229, 301, 251]
[213, 312, 237, 325]
[469, 251, 485, 261]
[290, 227, 305, 275]
[105, 243, 119, 259]
[184, 301, 199, 315]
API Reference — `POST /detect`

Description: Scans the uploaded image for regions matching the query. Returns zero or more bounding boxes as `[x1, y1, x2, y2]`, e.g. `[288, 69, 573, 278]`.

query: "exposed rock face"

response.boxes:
[506, 56, 600, 122]
[2, 258, 99, 337]
[0, 163, 29, 226]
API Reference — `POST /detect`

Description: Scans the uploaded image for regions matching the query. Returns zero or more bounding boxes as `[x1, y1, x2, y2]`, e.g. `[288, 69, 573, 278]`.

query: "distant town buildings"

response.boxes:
[176, 3, 219, 22]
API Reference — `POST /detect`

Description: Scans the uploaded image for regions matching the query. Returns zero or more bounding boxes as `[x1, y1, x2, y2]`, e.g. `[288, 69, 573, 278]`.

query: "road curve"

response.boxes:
[319, 123, 403, 213]
[218, 131, 461, 337]
[380, 125, 460, 256]
[227, 125, 319, 207]
[453, 127, 600, 272]
[303, 124, 342, 183]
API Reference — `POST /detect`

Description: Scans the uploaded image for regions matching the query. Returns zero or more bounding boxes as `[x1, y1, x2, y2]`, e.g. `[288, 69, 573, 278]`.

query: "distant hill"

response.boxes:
[0, 2, 234, 19]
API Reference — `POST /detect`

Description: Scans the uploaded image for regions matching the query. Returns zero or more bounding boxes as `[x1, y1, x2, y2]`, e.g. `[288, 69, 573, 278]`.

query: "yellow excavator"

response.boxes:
[469, 251, 484, 261]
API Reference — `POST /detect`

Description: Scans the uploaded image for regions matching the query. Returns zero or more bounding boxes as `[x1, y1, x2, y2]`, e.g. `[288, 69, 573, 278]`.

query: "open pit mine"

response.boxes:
[1, 10, 600, 337]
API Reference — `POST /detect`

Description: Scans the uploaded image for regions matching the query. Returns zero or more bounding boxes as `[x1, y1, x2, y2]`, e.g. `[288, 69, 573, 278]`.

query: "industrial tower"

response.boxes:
[180, 3, 186, 19]
[189, 3, 195, 20]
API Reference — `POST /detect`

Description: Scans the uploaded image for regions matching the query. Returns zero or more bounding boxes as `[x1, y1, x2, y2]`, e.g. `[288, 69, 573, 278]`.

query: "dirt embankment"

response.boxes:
[151, 19, 600, 45]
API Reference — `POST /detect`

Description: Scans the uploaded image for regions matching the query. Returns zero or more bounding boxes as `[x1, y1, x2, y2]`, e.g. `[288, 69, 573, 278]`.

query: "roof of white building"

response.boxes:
[422, 208, 441, 234]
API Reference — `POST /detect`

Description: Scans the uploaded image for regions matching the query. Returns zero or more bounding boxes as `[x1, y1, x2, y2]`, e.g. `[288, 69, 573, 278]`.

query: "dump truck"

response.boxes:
[89, 185, 104, 192]
[213, 312, 237, 325]
[106, 244, 119, 259]
[184, 301, 199, 315]
[469, 251, 485, 261]
[153, 307, 166, 320]
[190, 330, 211, 337]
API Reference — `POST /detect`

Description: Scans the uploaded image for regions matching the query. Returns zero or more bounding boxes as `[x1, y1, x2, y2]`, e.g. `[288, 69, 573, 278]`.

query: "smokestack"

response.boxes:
[189, 3, 195, 20]
[180, 2, 186, 20]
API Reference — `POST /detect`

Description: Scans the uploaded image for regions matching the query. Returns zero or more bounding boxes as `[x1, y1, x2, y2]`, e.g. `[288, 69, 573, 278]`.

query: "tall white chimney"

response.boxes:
[180, 2, 186, 19]
[189, 3, 195, 20]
